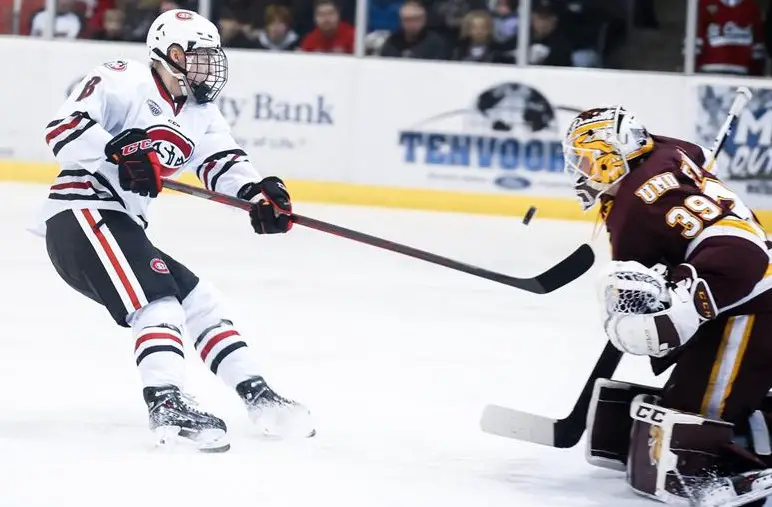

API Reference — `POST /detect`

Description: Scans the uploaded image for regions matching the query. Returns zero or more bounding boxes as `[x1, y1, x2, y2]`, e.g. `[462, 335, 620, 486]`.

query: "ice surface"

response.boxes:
[0, 182, 676, 506]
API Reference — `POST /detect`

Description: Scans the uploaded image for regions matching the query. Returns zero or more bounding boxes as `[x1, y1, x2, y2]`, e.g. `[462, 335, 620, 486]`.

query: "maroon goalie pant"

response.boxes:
[661, 313, 772, 425]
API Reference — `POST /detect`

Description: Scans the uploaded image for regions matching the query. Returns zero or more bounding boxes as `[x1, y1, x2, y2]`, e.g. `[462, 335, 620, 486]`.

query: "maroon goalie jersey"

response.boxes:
[601, 135, 772, 316]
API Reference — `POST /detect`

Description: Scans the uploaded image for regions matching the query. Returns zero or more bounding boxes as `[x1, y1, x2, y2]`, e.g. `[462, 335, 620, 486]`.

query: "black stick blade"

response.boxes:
[530, 243, 595, 294]
[480, 342, 623, 448]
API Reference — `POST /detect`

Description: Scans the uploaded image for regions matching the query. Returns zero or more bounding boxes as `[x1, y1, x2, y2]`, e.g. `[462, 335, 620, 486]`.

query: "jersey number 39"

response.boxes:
[666, 153, 757, 239]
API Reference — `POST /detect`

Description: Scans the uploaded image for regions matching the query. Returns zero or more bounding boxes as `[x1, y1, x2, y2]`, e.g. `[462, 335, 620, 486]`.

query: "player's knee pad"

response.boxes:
[181, 281, 230, 338]
[628, 394, 735, 504]
[127, 295, 185, 331]
[586, 379, 662, 471]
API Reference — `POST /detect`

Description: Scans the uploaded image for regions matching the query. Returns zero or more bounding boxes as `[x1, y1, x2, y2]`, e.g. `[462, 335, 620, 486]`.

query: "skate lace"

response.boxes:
[244, 379, 291, 405]
[177, 392, 212, 416]
[157, 390, 211, 418]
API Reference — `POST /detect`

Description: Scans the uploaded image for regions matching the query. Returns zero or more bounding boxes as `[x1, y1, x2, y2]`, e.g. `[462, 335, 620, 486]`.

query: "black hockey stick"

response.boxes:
[480, 342, 622, 447]
[479, 86, 754, 448]
[162, 178, 595, 294]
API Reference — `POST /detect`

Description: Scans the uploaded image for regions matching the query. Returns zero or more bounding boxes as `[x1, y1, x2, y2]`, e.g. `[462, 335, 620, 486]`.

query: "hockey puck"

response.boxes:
[522, 206, 537, 225]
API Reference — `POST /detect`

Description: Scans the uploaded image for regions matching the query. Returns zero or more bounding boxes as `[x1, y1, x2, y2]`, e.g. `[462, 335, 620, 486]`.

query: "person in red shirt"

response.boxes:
[299, 0, 355, 54]
[696, 0, 765, 76]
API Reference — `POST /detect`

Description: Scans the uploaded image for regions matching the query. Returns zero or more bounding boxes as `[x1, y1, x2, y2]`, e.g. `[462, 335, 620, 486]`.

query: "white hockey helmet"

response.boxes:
[146, 9, 228, 103]
[562, 106, 654, 211]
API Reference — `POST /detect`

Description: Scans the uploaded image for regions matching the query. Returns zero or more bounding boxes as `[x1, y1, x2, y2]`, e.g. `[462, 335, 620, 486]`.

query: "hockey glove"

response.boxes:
[599, 261, 717, 357]
[237, 177, 293, 234]
[105, 128, 163, 198]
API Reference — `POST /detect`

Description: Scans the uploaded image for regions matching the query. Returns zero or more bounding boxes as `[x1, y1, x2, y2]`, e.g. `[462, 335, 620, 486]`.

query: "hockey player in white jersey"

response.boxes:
[41, 9, 314, 452]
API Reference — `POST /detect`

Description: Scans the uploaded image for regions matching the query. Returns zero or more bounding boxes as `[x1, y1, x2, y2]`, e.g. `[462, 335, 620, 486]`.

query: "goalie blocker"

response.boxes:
[587, 379, 772, 506]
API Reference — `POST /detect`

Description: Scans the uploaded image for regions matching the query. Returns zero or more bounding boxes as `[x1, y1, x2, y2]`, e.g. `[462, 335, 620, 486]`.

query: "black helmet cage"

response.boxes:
[184, 47, 228, 103]
[152, 46, 228, 104]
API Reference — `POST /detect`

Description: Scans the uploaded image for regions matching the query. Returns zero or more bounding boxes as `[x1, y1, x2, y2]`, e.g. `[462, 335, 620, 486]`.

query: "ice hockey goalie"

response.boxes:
[563, 106, 772, 506]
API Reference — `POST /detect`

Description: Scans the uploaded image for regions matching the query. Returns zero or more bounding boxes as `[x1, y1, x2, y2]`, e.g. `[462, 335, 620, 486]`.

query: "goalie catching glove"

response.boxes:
[237, 177, 293, 234]
[599, 261, 718, 357]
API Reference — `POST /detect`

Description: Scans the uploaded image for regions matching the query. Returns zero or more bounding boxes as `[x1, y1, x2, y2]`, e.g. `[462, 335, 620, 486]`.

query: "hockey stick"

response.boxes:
[705, 86, 752, 173]
[479, 86, 754, 447]
[480, 341, 623, 447]
[161, 178, 595, 294]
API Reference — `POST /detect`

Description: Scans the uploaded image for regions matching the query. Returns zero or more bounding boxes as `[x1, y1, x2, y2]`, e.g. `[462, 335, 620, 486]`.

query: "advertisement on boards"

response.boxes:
[696, 83, 772, 209]
[397, 82, 583, 192]
[352, 60, 689, 196]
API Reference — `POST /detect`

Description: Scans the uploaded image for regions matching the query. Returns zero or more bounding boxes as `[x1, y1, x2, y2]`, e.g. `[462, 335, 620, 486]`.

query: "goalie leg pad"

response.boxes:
[585, 379, 662, 471]
[627, 394, 735, 503]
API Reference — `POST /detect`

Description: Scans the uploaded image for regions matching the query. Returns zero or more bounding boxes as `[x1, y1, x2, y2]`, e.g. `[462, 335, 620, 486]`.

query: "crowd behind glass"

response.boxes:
[1, 0, 769, 76]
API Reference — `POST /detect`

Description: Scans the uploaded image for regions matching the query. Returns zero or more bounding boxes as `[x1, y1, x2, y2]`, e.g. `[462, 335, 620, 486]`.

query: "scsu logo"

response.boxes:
[146, 125, 195, 176]
[104, 60, 127, 72]
[150, 258, 169, 274]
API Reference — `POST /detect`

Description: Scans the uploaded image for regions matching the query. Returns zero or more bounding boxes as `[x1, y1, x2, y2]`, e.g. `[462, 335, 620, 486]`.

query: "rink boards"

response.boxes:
[1, 37, 771, 225]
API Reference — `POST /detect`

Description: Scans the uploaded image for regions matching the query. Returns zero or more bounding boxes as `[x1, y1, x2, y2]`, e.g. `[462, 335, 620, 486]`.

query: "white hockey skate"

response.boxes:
[236, 376, 315, 439]
[694, 469, 772, 507]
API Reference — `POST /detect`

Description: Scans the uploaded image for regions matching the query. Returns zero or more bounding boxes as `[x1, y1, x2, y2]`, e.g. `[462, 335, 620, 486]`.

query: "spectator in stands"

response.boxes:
[555, 0, 604, 67]
[126, 0, 182, 42]
[527, 0, 572, 66]
[299, 0, 355, 53]
[254, 5, 300, 51]
[489, 0, 518, 45]
[218, 9, 256, 48]
[452, 10, 510, 62]
[92, 8, 126, 41]
[380, 0, 450, 59]
[696, 0, 765, 76]
[30, 0, 84, 38]
[84, 0, 117, 39]
[430, 0, 487, 45]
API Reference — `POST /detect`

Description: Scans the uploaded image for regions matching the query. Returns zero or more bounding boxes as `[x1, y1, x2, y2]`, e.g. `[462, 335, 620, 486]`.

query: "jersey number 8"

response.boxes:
[76, 76, 102, 102]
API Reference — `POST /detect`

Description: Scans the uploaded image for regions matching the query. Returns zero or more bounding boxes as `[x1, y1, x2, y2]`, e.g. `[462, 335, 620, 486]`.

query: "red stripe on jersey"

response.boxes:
[201, 160, 217, 188]
[45, 116, 81, 144]
[51, 181, 93, 191]
[135, 332, 184, 352]
[82, 209, 142, 311]
[200, 330, 240, 361]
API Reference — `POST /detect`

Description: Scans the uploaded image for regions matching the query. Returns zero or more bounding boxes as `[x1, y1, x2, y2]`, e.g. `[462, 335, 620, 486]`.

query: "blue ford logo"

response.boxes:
[494, 176, 531, 190]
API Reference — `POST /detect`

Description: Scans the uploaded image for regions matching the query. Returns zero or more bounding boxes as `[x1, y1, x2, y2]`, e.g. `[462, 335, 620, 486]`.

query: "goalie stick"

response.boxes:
[479, 86, 754, 447]
[161, 179, 595, 294]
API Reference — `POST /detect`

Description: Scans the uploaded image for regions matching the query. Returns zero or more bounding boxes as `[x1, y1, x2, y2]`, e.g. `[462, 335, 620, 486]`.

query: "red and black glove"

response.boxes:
[237, 177, 293, 234]
[105, 128, 162, 198]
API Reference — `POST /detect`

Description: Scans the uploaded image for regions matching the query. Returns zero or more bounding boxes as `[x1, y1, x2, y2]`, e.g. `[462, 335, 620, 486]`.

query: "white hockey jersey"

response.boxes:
[38, 58, 261, 232]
